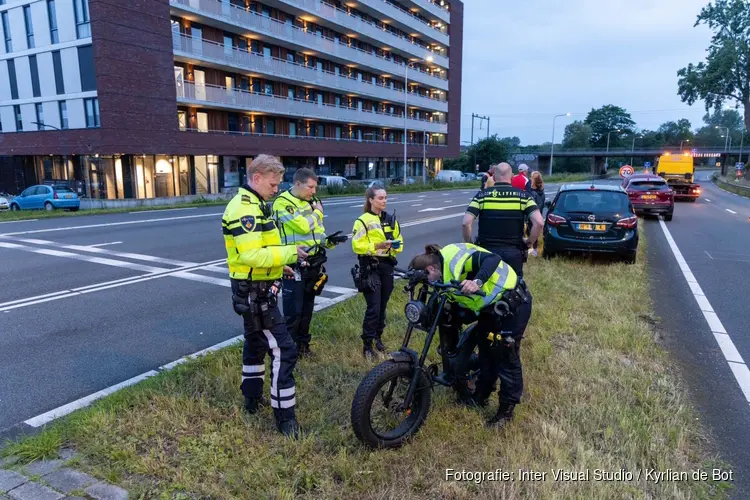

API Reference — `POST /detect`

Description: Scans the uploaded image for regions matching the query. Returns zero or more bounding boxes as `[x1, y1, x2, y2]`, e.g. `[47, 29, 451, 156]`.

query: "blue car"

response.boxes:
[9, 184, 80, 212]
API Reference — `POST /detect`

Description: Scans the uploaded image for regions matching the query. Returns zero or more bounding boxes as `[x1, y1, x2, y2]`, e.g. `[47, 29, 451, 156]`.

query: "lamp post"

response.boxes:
[680, 139, 690, 151]
[715, 126, 730, 175]
[404, 55, 433, 184]
[604, 129, 621, 171]
[631, 134, 642, 167]
[422, 130, 427, 184]
[549, 112, 571, 176]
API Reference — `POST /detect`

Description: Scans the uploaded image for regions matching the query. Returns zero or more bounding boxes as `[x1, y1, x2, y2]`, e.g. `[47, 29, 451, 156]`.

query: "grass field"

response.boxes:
[1, 232, 732, 499]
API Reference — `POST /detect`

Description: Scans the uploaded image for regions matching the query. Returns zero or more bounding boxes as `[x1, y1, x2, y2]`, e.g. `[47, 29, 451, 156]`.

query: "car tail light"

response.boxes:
[53, 191, 59, 199]
[547, 213, 566, 226]
[657, 191, 671, 201]
[616, 216, 637, 229]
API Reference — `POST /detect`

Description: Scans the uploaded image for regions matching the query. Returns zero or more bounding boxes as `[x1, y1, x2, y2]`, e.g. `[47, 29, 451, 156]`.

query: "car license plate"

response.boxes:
[641, 194, 657, 200]
[66, 194, 73, 198]
[576, 223, 607, 231]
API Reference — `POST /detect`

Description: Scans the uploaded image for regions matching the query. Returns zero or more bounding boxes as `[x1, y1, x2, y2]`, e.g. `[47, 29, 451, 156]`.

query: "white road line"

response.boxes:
[0, 212, 222, 237]
[347, 200, 418, 208]
[400, 212, 464, 227]
[658, 218, 750, 404]
[0, 219, 38, 224]
[87, 241, 122, 247]
[418, 204, 466, 212]
[9, 237, 195, 266]
[705, 199, 712, 202]
[705, 251, 714, 260]
[444, 200, 453, 203]
[411, 204, 422, 207]
[172, 271, 230, 287]
[323, 285, 358, 294]
[0, 241, 165, 273]
[726, 209, 738, 214]
[129, 207, 197, 214]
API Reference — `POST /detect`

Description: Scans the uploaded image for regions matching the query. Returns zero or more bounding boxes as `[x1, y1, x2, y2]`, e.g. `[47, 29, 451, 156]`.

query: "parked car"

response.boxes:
[8, 184, 80, 212]
[0, 194, 9, 210]
[621, 174, 674, 221]
[543, 184, 638, 264]
[391, 177, 416, 185]
[435, 170, 466, 182]
[317, 175, 351, 188]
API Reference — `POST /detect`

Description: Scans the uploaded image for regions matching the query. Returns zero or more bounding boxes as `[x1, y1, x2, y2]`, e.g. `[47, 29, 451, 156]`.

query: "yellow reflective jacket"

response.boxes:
[440, 243, 517, 313]
[222, 186, 297, 280]
[351, 211, 403, 258]
[272, 190, 330, 253]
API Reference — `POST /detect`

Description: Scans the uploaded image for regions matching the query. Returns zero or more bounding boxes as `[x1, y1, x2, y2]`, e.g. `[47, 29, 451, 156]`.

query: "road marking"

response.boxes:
[726, 209, 737, 214]
[172, 271, 230, 287]
[411, 204, 422, 207]
[705, 250, 714, 260]
[400, 212, 464, 227]
[444, 200, 453, 203]
[0, 241, 165, 273]
[20, 284, 357, 428]
[87, 241, 122, 247]
[659, 218, 750, 403]
[0, 212, 222, 237]
[347, 199, 419, 208]
[442, 193, 450, 196]
[0, 259, 225, 312]
[8, 237, 196, 266]
[0, 219, 38, 224]
[129, 207, 197, 214]
[705, 199, 712, 203]
[419, 204, 466, 212]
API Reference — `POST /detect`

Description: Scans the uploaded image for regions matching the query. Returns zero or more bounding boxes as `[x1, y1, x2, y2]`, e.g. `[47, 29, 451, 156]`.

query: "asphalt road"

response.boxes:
[643, 170, 750, 499]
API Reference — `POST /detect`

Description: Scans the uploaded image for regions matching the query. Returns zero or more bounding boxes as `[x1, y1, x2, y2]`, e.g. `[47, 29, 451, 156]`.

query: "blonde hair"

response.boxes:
[363, 186, 386, 213]
[247, 154, 284, 178]
[531, 170, 544, 190]
[409, 244, 442, 270]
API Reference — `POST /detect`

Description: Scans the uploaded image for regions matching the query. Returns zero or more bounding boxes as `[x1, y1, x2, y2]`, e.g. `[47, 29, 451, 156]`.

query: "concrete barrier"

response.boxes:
[79, 192, 235, 210]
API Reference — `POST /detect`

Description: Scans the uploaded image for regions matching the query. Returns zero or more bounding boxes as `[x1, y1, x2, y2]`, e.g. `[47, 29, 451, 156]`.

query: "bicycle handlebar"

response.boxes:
[392, 268, 486, 297]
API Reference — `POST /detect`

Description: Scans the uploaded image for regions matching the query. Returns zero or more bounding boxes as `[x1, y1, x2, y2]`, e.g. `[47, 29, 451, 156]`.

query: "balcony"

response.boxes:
[273, 0, 450, 61]
[173, 34, 449, 113]
[177, 81, 449, 134]
[411, 0, 450, 23]
[170, 0, 449, 90]
[352, 0, 449, 46]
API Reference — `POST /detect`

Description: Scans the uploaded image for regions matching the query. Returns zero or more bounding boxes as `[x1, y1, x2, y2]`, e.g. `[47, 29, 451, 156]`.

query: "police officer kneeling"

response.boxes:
[222, 154, 308, 438]
[408, 243, 532, 428]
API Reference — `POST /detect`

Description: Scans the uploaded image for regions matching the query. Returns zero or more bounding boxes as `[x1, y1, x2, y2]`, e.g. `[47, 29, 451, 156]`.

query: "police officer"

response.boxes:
[408, 242, 532, 428]
[222, 154, 307, 438]
[273, 168, 346, 357]
[462, 162, 544, 278]
[351, 186, 403, 359]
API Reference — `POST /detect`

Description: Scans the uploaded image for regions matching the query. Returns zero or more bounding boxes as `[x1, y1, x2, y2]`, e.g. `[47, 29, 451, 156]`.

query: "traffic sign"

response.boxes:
[619, 165, 635, 178]
[644, 161, 651, 168]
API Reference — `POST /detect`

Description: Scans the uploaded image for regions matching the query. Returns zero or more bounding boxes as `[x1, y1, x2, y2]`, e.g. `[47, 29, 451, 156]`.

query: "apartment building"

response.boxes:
[0, 0, 463, 200]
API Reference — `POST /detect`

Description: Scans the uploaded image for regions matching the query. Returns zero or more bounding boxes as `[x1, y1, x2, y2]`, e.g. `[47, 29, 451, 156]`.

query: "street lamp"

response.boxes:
[631, 134, 642, 167]
[549, 112, 571, 176]
[680, 139, 690, 151]
[604, 129, 621, 170]
[404, 55, 433, 184]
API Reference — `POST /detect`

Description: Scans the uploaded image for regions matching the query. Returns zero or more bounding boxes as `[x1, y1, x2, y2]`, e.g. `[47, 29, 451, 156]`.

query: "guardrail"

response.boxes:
[712, 174, 750, 198]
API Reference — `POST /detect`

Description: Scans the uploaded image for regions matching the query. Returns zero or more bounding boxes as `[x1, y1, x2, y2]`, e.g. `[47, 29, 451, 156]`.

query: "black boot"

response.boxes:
[276, 417, 300, 439]
[297, 342, 312, 358]
[363, 341, 377, 360]
[374, 335, 386, 353]
[244, 395, 270, 415]
[487, 401, 516, 429]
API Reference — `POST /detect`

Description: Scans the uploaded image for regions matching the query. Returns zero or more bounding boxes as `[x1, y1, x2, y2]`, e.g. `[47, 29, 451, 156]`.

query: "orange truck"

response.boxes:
[655, 152, 701, 201]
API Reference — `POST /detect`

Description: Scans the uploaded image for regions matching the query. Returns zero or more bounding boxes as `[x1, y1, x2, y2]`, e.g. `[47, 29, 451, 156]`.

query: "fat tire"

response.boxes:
[351, 360, 431, 449]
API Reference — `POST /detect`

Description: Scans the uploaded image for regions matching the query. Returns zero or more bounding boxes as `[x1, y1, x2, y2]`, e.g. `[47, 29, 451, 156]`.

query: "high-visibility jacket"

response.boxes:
[440, 243, 517, 313]
[222, 185, 298, 281]
[272, 190, 330, 254]
[351, 211, 403, 259]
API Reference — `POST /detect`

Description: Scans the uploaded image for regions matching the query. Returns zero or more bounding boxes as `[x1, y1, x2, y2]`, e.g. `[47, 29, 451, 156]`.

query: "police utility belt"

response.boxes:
[491, 278, 530, 319]
[231, 279, 281, 331]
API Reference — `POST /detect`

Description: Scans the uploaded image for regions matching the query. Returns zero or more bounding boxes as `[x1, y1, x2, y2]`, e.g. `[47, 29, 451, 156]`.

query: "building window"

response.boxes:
[197, 111, 208, 132]
[178, 110, 186, 131]
[289, 121, 296, 137]
[266, 119, 275, 135]
[2, 12, 11, 53]
[35, 103, 44, 130]
[14, 105, 22, 132]
[264, 83, 272, 95]
[24, 6, 35, 49]
[263, 46, 271, 59]
[52, 51, 65, 94]
[29, 55, 41, 97]
[74, 0, 91, 38]
[59, 101, 68, 129]
[78, 45, 96, 91]
[7, 59, 18, 100]
[84, 97, 100, 128]
[48, 0, 59, 44]
[228, 113, 239, 132]
[335, 126, 341, 139]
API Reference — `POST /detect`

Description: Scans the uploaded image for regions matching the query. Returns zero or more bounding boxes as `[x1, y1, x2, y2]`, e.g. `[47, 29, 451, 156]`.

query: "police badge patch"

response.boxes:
[286, 205, 295, 215]
[240, 215, 256, 232]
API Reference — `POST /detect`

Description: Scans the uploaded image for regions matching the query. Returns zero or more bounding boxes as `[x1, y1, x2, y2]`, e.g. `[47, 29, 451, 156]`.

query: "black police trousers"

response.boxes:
[486, 246, 526, 279]
[282, 269, 318, 347]
[233, 280, 298, 423]
[473, 291, 533, 405]
[361, 260, 395, 343]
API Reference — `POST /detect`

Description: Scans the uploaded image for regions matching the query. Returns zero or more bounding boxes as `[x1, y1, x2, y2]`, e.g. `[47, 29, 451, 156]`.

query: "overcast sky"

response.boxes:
[459, 0, 716, 145]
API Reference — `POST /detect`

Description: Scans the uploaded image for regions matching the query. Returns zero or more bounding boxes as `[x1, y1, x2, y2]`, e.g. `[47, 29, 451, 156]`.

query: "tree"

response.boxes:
[446, 135, 511, 173]
[694, 108, 744, 147]
[677, 0, 750, 132]
[584, 105, 636, 148]
[656, 119, 694, 145]
[562, 121, 593, 149]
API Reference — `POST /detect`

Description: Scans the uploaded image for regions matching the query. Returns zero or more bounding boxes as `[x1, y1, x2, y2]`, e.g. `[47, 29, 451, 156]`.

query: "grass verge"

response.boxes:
[713, 175, 750, 199]
[2, 231, 731, 498]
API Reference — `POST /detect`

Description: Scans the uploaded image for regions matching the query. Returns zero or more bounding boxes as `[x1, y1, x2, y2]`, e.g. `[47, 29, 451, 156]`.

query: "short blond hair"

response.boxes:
[247, 154, 284, 177]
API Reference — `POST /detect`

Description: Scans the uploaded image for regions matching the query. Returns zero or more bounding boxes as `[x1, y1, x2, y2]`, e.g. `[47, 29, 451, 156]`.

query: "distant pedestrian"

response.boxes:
[528, 171, 546, 257]
[481, 165, 497, 191]
[511, 164, 532, 192]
